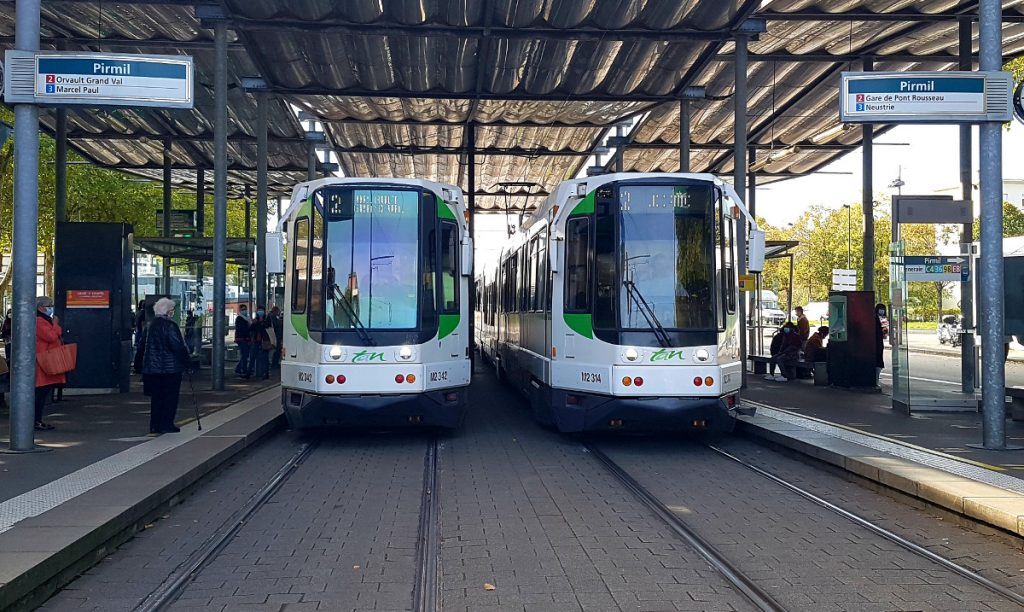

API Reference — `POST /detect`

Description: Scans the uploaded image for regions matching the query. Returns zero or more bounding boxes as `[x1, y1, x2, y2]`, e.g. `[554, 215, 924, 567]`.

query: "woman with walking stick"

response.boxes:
[134, 298, 191, 435]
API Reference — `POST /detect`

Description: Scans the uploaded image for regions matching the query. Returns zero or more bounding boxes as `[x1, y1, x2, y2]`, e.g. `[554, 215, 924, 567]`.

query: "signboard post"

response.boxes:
[902, 256, 970, 283]
[4, 51, 194, 109]
[155, 209, 198, 238]
[839, 71, 1011, 124]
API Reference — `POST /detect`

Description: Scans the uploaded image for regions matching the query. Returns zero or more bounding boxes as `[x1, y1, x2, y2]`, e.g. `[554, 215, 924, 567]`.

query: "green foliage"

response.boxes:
[759, 201, 942, 320]
[972, 201, 1024, 240]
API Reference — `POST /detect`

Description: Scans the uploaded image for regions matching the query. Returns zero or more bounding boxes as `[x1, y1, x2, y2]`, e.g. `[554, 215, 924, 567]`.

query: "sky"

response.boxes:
[755, 122, 1024, 227]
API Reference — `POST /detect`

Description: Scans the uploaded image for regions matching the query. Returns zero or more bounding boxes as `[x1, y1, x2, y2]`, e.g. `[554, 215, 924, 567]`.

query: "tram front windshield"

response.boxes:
[602, 184, 716, 330]
[323, 188, 420, 330]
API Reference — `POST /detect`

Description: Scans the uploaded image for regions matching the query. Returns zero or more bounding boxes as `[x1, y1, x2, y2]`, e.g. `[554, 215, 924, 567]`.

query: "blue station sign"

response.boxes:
[4, 51, 193, 109]
[840, 71, 1011, 124]
[902, 255, 970, 282]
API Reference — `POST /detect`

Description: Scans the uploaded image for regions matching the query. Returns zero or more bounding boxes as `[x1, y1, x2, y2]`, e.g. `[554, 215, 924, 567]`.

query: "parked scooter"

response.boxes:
[937, 315, 962, 347]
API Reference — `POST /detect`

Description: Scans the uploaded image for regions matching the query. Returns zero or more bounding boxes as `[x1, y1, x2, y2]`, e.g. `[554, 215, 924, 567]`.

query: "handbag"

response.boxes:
[37, 343, 77, 376]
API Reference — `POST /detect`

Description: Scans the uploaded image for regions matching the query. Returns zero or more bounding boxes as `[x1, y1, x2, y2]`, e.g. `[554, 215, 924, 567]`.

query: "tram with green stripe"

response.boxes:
[475, 173, 764, 433]
[280, 178, 473, 429]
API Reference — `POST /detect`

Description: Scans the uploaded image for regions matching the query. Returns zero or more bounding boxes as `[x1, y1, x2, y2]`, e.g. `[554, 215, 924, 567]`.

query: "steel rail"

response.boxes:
[413, 437, 441, 612]
[706, 443, 1024, 608]
[134, 440, 319, 612]
[584, 443, 788, 612]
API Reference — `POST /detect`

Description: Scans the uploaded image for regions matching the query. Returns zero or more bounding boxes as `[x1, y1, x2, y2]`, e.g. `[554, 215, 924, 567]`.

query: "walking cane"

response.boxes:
[187, 366, 202, 431]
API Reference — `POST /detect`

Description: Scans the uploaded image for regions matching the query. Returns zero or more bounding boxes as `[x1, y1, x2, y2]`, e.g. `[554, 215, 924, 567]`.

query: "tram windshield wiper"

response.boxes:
[329, 283, 375, 346]
[623, 280, 672, 348]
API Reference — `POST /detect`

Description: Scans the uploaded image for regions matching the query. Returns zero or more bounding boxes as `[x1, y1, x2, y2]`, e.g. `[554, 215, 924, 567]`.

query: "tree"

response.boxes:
[973, 201, 1024, 240]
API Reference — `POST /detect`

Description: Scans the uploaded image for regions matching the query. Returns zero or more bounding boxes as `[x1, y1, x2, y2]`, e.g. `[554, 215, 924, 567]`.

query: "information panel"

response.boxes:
[840, 71, 1011, 124]
[903, 256, 970, 282]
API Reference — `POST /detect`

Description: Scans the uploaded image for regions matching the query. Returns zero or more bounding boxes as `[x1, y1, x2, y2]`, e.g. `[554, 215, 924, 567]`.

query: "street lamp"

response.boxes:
[888, 165, 905, 195]
[842, 204, 851, 269]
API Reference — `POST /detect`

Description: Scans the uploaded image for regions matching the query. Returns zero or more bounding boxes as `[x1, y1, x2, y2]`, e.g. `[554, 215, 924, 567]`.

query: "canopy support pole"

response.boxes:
[212, 20, 228, 391]
[861, 58, 875, 294]
[679, 100, 690, 172]
[256, 93, 268, 309]
[55, 108, 67, 224]
[959, 17, 977, 394]
[978, 0, 1006, 449]
[8, 0, 41, 452]
[162, 140, 172, 295]
[196, 168, 205, 311]
[467, 123, 476, 371]
[734, 32, 748, 388]
[307, 143, 316, 181]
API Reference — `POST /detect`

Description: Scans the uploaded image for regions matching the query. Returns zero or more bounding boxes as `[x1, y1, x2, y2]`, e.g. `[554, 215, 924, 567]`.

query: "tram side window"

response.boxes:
[291, 217, 309, 314]
[309, 207, 325, 329]
[527, 236, 539, 311]
[440, 221, 459, 313]
[511, 250, 521, 312]
[564, 217, 591, 312]
[537, 228, 548, 311]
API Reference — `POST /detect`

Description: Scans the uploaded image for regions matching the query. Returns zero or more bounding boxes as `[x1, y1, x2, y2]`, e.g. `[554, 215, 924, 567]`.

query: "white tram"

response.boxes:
[280, 178, 473, 429]
[475, 173, 764, 433]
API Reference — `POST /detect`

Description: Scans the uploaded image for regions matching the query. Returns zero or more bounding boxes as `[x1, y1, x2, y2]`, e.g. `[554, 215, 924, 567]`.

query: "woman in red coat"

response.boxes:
[35, 296, 65, 430]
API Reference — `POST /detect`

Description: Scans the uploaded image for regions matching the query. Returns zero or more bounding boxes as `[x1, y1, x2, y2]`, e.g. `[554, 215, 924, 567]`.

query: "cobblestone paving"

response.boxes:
[39, 432, 307, 611]
[598, 436, 1024, 611]
[438, 372, 752, 612]
[165, 433, 430, 611]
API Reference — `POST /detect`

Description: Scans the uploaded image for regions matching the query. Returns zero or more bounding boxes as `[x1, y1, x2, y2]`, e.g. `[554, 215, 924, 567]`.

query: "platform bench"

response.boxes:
[748, 355, 827, 385]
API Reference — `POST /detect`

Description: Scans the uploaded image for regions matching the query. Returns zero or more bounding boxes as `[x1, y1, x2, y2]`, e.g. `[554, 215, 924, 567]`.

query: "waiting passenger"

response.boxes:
[795, 306, 810, 344]
[34, 296, 65, 430]
[135, 297, 191, 435]
[768, 322, 802, 382]
[234, 305, 252, 379]
[248, 306, 272, 381]
[804, 326, 829, 362]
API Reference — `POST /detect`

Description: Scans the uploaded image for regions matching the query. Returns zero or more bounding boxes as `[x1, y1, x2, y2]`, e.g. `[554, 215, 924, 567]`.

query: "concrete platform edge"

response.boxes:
[0, 389, 285, 611]
[737, 414, 1024, 539]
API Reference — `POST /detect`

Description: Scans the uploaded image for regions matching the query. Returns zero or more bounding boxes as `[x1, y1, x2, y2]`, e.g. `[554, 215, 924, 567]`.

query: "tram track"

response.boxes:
[412, 436, 441, 612]
[584, 442, 788, 612]
[134, 439, 320, 612]
[588, 437, 1024, 611]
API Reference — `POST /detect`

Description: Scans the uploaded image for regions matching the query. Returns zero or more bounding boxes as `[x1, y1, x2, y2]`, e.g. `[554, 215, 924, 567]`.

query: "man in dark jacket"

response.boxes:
[135, 298, 191, 434]
[248, 306, 272, 380]
[269, 306, 283, 368]
[234, 305, 252, 378]
[768, 322, 802, 382]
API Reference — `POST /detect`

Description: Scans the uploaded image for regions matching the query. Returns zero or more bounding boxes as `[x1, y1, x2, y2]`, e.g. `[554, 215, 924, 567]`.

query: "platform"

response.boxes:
[742, 377, 1024, 537]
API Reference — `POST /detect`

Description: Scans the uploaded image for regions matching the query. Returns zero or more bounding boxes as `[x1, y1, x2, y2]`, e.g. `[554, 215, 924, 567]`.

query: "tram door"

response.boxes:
[55, 222, 134, 393]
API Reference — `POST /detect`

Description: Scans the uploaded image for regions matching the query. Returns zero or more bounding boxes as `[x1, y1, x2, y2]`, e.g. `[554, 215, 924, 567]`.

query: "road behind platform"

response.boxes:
[0, 368, 277, 503]
[40, 365, 1024, 612]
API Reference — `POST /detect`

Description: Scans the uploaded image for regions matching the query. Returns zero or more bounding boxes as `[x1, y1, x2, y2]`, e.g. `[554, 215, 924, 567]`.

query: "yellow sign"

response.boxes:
[738, 274, 756, 292]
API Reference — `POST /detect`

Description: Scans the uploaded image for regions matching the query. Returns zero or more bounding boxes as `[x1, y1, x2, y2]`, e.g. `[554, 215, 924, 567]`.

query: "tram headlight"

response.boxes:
[328, 345, 343, 361]
[694, 348, 711, 363]
[624, 347, 640, 362]
[398, 345, 413, 361]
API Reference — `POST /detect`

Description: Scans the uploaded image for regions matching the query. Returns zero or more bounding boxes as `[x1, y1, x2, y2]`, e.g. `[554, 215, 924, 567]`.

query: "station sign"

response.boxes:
[839, 71, 1012, 124]
[738, 274, 756, 292]
[831, 268, 857, 291]
[903, 256, 970, 282]
[4, 51, 193, 109]
[66, 290, 110, 309]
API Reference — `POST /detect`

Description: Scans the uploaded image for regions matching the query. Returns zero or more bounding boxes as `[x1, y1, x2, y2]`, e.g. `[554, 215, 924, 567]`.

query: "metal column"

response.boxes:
[734, 33, 748, 387]
[679, 100, 690, 173]
[307, 143, 316, 181]
[959, 17, 977, 394]
[256, 93, 268, 308]
[195, 168, 205, 300]
[212, 21, 228, 391]
[861, 58, 875, 294]
[162, 140, 172, 294]
[55, 108, 67, 224]
[244, 186, 252, 312]
[467, 123, 476, 369]
[747, 147, 756, 217]
[614, 124, 624, 172]
[8, 0, 41, 452]
[978, 0, 1006, 448]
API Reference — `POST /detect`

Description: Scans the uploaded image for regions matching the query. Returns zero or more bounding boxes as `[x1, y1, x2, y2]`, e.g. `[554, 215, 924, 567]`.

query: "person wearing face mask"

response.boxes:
[767, 321, 802, 382]
[248, 306, 272, 381]
[34, 296, 65, 430]
[875, 303, 886, 388]
[135, 298, 191, 434]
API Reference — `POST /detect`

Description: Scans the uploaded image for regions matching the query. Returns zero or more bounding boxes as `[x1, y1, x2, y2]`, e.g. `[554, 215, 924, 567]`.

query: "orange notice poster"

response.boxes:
[66, 290, 110, 309]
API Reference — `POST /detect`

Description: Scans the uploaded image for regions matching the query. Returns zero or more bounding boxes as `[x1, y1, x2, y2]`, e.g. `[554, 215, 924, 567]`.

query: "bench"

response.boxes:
[1008, 386, 1024, 421]
[748, 355, 828, 385]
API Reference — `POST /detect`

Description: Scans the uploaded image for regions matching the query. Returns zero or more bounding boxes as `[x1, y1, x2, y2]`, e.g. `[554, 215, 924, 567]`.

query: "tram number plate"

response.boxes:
[430, 371, 448, 382]
[581, 371, 602, 384]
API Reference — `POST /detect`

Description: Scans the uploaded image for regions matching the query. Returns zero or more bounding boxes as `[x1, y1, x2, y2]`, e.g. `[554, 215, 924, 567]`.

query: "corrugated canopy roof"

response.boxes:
[4, 0, 1024, 209]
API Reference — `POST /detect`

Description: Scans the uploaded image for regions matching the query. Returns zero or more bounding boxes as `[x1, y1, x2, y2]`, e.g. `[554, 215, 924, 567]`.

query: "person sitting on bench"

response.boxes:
[765, 322, 802, 382]
[804, 326, 829, 363]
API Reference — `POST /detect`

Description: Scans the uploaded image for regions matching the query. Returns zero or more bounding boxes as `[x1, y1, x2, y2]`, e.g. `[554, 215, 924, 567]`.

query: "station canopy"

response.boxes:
[3, 0, 1024, 210]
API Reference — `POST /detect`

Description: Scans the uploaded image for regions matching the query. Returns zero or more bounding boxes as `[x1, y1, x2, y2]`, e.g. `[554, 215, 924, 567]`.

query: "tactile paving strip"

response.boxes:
[0, 389, 278, 534]
[743, 402, 1024, 495]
